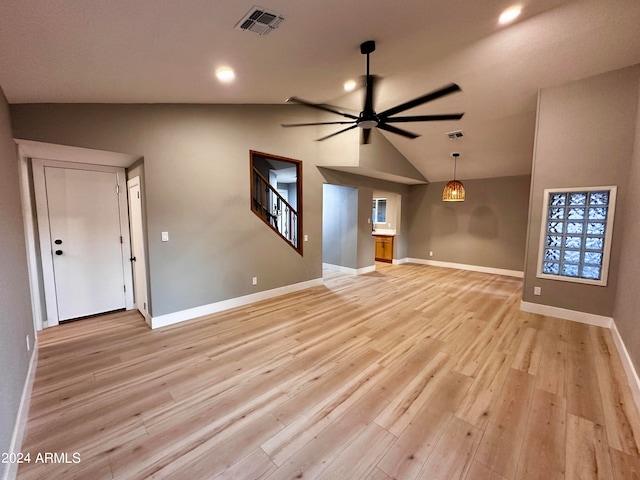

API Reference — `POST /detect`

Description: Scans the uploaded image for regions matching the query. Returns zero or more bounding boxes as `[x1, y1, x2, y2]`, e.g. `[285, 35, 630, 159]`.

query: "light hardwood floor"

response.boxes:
[17, 263, 640, 479]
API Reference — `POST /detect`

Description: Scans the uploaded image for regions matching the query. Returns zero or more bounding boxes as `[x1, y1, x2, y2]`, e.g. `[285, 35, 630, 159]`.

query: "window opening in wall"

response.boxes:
[372, 198, 387, 224]
[537, 186, 617, 286]
[250, 150, 303, 255]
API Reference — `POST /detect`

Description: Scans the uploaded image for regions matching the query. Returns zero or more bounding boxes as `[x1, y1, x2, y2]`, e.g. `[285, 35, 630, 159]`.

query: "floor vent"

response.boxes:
[235, 6, 285, 35]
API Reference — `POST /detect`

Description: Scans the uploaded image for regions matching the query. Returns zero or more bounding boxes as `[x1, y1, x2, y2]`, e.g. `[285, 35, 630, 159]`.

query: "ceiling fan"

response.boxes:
[282, 40, 464, 144]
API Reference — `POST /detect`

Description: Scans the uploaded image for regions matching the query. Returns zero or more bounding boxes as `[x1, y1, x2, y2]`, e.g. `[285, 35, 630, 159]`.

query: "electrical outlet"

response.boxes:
[161, 231, 169, 242]
[26, 335, 30, 352]
[304, 234, 308, 242]
[534, 286, 542, 296]
[429, 251, 433, 257]
[252, 277, 258, 285]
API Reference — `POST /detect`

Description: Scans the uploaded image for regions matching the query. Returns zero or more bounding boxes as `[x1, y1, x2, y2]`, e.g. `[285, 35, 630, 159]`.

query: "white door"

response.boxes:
[128, 177, 149, 320]
[43, 166, 127, 321]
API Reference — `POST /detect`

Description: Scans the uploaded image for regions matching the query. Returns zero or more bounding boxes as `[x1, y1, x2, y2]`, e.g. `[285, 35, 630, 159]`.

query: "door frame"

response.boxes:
[32, 158, 134, 327]
[127, 176, 151, 325]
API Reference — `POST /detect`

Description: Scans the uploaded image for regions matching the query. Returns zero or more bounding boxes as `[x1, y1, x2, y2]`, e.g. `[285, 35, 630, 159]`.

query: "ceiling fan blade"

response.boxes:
[378, 83, 462, 119]
[286, 97, 358, 120]
[316, 124, 359, 141]
[362, 128, 371, 144]
[377, 122, 419, 139]
[384, 113, 464, 123]
[282, 121, 355, 127]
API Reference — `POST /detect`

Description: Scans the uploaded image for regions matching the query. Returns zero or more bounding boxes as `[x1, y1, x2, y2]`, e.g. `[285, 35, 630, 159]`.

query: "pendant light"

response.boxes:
[442, 152, 465, 202]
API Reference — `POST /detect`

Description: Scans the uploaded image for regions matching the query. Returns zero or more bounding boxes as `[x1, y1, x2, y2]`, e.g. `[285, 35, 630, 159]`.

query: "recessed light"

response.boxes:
[344, 80, 357, 92]
[499, 6, 522, 25]
[215, 67, 235, 83]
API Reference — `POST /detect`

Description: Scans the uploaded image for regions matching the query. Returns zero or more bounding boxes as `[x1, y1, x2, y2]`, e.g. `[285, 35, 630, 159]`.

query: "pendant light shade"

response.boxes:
[442, 152, 465, 202]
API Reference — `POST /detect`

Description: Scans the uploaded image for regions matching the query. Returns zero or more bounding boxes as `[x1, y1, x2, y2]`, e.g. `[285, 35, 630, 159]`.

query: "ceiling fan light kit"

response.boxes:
[443, 152, 466, 202]
[282, 40, 464, 144]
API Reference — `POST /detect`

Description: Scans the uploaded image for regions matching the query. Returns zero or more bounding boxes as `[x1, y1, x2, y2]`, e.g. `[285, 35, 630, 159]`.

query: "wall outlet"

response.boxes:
[304, 234, 308, 242]
[26, 335, 30, 352]
[161, 231, 169, 242]
[429, 251, 433, 257]
[252, 277, 258, 286]
[534, 286, 542, 296]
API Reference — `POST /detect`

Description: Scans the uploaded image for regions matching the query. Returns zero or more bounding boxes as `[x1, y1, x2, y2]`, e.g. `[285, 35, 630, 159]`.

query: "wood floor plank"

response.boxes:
[464, 461, 509, 480]
[455, 350, 513, 430]
[565, 322, 605, 425]
[16, 263, 640, 480]
[516, 388, 566, 480]
[377, 371, 472, 480]
[565, 413, 614, 480]
[475, 368, 536, 479]
[590, 326, 640, 456]
[416, 416, 483, 480]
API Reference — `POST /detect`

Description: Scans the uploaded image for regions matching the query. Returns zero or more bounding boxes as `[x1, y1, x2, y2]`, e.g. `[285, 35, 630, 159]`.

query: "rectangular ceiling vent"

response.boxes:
[235, 6, 285, 35]
[446, 130, 464, 140]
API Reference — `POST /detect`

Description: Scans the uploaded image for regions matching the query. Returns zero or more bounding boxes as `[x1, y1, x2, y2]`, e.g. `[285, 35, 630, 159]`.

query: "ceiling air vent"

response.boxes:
[235, 6, 285, 35]
[446, 130, 464, 140]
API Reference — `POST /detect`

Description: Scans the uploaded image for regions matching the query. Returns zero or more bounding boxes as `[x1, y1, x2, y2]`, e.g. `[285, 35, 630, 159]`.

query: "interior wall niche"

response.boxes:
[250, 150, 303, 254]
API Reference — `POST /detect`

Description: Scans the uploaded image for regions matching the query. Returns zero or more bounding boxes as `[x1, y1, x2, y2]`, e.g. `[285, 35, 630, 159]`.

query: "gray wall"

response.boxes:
[0, 87, 35, 479]
[356, 187, 375, 269]
[10, 104, 324, 317]
[407, 175, 531, 272]
[522, 65, 640, 316]
[322, 184, 358, 269]
[613, 78, 640, 371]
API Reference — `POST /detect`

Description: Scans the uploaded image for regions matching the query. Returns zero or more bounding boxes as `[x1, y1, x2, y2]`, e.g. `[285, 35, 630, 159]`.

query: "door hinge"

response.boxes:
[144, 302, 147, 310]
[137, 191, 140, 199]
[116, 184, 120, 194]
[120, 236, 123, 244]
[124, 285, 126, 292]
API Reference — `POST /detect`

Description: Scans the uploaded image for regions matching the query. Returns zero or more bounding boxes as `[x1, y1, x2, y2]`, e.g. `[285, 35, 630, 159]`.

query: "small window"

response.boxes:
[372, 198, 387, 224]
[537, 186, 617, 286]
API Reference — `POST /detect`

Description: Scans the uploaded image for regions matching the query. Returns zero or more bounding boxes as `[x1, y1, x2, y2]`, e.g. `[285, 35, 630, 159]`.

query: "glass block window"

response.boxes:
[537, 186, 617, 286]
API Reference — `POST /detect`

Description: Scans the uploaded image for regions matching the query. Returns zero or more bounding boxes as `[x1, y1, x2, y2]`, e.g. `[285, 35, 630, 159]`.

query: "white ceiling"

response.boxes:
[1, 0, 639, 181]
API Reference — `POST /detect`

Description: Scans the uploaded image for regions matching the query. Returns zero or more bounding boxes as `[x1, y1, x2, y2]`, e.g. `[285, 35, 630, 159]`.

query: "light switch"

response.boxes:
[161, 231, 169, 242]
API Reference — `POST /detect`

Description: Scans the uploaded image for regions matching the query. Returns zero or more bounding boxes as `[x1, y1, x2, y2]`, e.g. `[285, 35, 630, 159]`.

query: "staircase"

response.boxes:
[251, 167, 300, 253]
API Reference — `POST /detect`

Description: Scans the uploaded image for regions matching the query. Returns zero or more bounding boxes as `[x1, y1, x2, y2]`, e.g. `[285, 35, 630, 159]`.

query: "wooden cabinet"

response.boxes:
[374, 235, 394, 263]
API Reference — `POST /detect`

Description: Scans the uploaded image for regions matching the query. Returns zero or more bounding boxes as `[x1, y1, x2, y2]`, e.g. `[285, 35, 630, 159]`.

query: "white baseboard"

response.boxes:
[392, 258, 408, 265]
[520, 300, 613, 328]
[610, 321, 640, 414]
[404, 258, 524, 278]
[3, 343, 38, 480]
[150, 278, 324, 329]
[323, 263, 376, 275]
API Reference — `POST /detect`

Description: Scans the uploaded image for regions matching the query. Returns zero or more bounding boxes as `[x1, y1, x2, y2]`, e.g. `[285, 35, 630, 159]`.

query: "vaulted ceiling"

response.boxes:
[1, 0, 639, 181]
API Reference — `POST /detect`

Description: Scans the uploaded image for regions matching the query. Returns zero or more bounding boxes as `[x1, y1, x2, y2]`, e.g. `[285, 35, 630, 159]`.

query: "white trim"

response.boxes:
[3, 343, 38, 480]
[14, 139, 139, 168]
[404, 258, 524, 278]
[17, 146, 45, 331]
[322, 263, 376, 275]
[150, 278, 324, 329]
[610, 321, 640, 414]
[392, 258, 408, 265]
[127, 177, 150, 322]
[519, 300, 613, 328]
[32, 158, 135, 326]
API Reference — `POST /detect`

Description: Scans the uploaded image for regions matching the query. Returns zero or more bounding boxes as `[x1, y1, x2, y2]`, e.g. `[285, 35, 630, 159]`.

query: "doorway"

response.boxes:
[32, 158, 134, 326]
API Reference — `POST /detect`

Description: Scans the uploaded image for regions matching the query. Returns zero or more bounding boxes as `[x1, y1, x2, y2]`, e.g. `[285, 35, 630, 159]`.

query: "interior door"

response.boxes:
[45, 166, 126, 321]
[127, 178, 148, 319]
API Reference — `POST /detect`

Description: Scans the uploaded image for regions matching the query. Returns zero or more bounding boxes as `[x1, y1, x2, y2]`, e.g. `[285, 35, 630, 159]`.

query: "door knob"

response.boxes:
[55, 250, 63, 255]
[54, 239, 63, 245]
